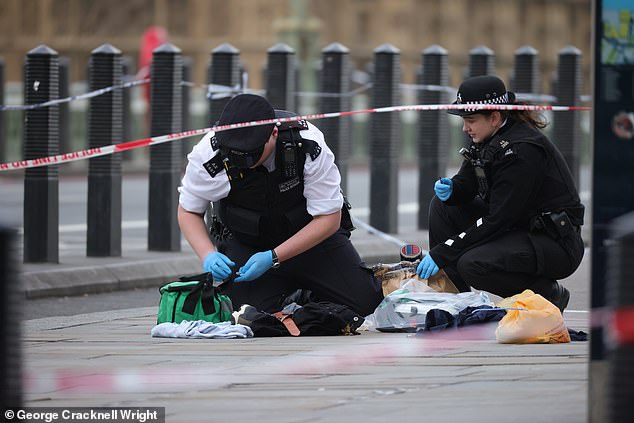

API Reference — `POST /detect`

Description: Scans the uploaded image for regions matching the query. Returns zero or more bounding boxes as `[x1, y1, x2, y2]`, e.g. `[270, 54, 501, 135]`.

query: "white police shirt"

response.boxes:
[178, 122, 344, 217]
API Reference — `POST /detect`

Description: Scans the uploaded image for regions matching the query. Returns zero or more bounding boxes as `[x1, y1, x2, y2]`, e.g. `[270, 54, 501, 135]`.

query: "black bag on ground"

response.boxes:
[233, 301, 364, 337]
[293, 302, 363, 336]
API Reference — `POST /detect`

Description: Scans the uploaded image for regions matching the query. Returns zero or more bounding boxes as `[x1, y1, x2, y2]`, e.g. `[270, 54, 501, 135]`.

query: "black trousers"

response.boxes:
[217, 229, 383, 316]
[428, 196, 584, 298]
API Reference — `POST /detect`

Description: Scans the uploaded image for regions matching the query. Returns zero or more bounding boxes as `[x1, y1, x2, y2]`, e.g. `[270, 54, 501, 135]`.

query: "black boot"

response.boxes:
[547, 283, 570, 313]
[530, 278, 570, 313]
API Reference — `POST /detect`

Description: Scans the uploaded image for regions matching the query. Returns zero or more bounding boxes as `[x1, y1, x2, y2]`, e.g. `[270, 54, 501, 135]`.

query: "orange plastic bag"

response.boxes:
[495, 289, 570, 344]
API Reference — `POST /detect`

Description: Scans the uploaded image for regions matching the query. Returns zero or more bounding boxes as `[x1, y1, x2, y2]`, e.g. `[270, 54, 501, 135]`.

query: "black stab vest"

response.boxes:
[208, 119, 322, 250]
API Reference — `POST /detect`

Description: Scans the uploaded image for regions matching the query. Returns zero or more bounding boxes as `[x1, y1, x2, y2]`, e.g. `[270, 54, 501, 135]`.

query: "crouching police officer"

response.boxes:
[177, 94, 383, 316]
[417, 75, 584, 311]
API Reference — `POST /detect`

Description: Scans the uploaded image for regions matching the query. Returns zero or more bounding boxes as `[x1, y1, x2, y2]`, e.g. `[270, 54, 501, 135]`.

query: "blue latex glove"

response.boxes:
[203, 251, 235, 281]
[234, 250, 274, 282]
[417, 254, 439, 280]
[434, 177, 453, 201]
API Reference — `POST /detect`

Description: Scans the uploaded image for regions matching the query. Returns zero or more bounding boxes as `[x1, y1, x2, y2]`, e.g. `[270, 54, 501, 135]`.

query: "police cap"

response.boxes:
[449, 75, 516, 116]
[215, 94, 276, 151]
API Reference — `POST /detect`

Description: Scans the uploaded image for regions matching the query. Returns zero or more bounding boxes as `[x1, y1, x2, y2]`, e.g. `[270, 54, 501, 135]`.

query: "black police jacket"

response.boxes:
[214, 121, 323, 250]
[431, 117, 584, 267]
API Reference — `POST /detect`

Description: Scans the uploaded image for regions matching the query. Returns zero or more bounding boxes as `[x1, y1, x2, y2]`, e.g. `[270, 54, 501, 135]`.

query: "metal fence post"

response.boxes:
[266, 43, 296, 111]
[23, 45, 59, 263]
[370, 44, 401, 233]
[417, 45, 449, 230]
[320, 42, 351, 192]
[0, 225, 21, 408]
[148, 43, 182, 252]
[208, 43, 241, 124]
[87, 43, 123, 257]
[553, 46, 582, 186]
[512, 46, 540, 95]
[468, 45, 496, 77]
[606, 213, 634, 422]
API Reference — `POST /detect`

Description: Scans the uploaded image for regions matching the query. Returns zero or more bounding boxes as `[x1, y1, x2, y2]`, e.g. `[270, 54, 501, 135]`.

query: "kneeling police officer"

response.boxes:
[178, 94, 383, 316]
[417, 75, 584, 311]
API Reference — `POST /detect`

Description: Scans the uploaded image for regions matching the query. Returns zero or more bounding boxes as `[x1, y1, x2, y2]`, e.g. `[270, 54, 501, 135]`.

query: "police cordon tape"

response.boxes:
[0, 102, 591, 173]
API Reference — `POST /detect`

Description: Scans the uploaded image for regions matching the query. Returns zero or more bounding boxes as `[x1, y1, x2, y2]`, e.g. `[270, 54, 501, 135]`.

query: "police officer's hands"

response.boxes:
[234, 250, 274, 282]
[203, 251, 235, 281]
[417, 254, 439, 280]
[434, 177, 453, 201]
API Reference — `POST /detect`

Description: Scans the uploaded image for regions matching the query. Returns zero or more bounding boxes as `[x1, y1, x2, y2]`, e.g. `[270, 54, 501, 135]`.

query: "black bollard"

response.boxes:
[148, 43, 182, 252]
[266, 43, 296, 111]
[0, 225, 21, 408]
[58, 56, 71, 155]
[23, 45, 59, 263]
[370, 44, 401, 233]
[320, 42, 351, 192]
[208, 43, 241, 124]
[606, 212, 634, 423]
[417, 45, 450, 230]
[468, 45, 496, 77]
[512, 46, 540, 95]
[87, 43, 123, 257]
[553, 46, 582, 186]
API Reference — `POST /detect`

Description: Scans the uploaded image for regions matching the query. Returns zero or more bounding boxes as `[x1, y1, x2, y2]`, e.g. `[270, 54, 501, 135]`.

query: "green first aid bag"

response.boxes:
[157, 273, 233, 324]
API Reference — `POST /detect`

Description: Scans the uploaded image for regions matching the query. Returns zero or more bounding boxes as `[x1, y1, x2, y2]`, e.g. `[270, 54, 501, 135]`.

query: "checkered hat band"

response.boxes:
[459, 92, 509, 111]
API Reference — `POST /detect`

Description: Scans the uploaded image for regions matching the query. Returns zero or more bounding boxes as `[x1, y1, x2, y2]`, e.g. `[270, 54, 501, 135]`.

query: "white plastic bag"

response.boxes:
[371, 290, 493, 331]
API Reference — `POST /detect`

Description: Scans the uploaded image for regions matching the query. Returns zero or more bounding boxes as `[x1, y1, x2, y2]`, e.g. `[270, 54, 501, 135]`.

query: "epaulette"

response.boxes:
[495, 138, 518, 159]
[210, 134, 219, 151]
[299, 138, 322, 161]
[203, 154, 224, 178]
[482, 136, 515, 162]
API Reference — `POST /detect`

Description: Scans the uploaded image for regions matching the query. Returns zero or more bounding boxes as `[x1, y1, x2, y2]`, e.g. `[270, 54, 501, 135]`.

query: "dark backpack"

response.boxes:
[233, 301, 364, 337]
